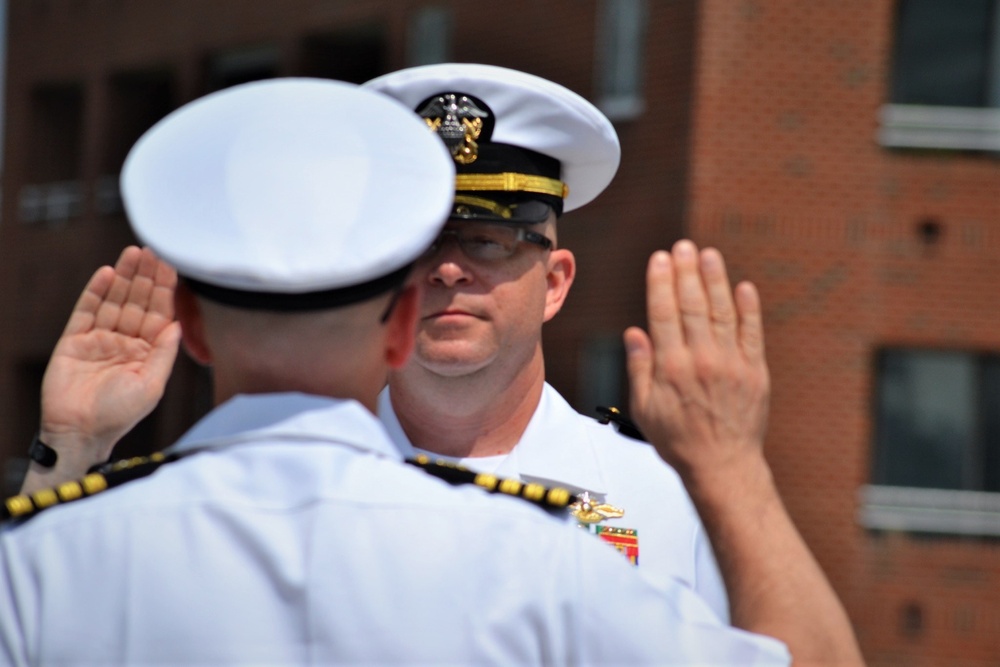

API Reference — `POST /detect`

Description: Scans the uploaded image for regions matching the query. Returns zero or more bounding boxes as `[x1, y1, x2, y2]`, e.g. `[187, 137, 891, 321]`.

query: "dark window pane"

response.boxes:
[104, 69, 176, 174]
[891, 0, 993, 106]
[205, 45, 279, 93]
[874, 350, 975, 489]
[981, 358, 1000, 491]
[28, 83, 84, 182]
[298, 23, 386, 84]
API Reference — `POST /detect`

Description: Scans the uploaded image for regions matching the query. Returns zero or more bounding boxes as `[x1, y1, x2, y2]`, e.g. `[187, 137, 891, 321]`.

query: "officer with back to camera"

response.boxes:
[8, 76, 863, 664]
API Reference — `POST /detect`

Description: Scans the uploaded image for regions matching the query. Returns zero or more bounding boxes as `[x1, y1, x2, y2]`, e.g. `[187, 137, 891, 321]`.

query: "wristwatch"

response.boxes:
[28, 433, 58, 468]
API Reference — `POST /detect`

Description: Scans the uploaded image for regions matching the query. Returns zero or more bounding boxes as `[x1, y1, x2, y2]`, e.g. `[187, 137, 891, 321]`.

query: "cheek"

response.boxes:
[492, 272, 549, 331]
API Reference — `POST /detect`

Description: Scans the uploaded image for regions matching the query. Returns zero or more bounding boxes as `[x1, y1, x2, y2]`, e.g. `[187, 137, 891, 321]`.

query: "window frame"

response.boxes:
[594, 0, 648, 122]
[878, 0, 1000, 153]
[863, 347, 1000, 536]
[406, 5, 452, 67]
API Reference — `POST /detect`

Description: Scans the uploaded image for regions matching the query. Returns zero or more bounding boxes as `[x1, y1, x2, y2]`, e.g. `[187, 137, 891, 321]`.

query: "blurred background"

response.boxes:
[0, 1, 997, 664]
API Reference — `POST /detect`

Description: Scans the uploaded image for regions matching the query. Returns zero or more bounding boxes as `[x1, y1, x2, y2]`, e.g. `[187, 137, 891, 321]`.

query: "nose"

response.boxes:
[423, 237, 474, 287]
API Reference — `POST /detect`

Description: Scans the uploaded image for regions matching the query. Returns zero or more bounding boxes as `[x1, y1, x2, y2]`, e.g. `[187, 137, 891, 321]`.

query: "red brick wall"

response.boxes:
[2, 2, 999, 663]
[688, 1, 1000, 663]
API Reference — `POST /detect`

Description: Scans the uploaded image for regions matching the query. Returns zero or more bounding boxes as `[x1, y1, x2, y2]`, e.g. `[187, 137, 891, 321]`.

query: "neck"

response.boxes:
[211, 352, 386, 415]
[388, 346, 546, 458]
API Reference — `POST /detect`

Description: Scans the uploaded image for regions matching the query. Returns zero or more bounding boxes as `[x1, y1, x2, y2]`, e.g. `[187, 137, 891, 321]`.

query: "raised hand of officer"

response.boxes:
[623, 240, 768, 484]
[21, 246, 181, 494]
[623, 240, 863, 666]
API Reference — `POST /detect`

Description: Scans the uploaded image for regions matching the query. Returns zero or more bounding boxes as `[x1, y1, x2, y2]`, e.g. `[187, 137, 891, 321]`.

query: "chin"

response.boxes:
[411, 342, 496, 378]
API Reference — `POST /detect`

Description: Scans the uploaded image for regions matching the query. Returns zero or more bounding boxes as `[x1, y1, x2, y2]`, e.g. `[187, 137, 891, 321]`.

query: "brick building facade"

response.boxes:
[1, 1, 998, 664]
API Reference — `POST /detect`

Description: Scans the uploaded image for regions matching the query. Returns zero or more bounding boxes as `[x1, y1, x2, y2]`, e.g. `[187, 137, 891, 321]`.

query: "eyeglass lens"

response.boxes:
[420, 223, 552, 263]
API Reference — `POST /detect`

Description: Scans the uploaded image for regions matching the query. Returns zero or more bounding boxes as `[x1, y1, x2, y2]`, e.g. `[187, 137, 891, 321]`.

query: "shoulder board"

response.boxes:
[2, 451, 579, 524]
[406, 454, 579, 512]
[2, 453, 178, 523]
[595, 406, 647, 442]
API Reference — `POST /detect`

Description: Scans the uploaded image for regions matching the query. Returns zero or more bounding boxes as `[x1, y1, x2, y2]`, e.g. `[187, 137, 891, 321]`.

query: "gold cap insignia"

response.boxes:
[417, 93, 489, 165]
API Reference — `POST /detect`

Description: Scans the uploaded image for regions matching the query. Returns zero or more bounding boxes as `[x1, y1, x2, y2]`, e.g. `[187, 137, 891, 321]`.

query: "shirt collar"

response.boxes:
[170, 392, 402, 461]
[498, 383, 607, 495]
[378, 383, 607, 495]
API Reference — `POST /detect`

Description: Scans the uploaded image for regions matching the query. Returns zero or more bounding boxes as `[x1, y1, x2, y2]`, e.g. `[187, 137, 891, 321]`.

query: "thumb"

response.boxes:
[624, 327, 653, 411]
[146, 321, 182, 380]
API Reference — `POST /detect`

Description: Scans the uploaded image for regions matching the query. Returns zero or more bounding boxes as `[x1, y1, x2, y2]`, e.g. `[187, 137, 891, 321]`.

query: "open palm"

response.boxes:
[40, 246, 181, 464]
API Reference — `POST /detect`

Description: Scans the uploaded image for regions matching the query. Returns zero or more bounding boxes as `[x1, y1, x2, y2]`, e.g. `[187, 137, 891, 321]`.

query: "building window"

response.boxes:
[595, 0, 648, 122]
[100, 69, 176, 216]
[19, 82, 85, 224]
[299, 24, 387, 84]
[406, 6, 451, 66]
[860, 348, 1000, 536]
[205, 44, 280, 93]
[879, 0, 1000, 152]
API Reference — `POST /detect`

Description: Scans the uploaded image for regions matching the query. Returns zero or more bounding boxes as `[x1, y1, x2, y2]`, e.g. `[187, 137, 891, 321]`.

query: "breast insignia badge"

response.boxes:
[570, 491, 623, 525]
[570, 492, 639, 566]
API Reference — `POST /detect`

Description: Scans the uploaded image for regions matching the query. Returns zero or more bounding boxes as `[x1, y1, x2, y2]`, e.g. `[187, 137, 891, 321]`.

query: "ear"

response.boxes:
[174, 283, 213, 366]
[383, 284, 420, 369]
[543, 248, 575, 323]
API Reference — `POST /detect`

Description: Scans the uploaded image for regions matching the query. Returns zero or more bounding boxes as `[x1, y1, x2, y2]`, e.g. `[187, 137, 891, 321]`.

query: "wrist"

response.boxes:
[681, 450, 779, 516]
[36, 428, 114, 472]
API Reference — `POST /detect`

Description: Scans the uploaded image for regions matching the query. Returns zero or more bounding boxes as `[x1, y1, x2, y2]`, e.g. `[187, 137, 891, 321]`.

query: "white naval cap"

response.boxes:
[364, 63, 620, 222]
[121, 77, 455, 310]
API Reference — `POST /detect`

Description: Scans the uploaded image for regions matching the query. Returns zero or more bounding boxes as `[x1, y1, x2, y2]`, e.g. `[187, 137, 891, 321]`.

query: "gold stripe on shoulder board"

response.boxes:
[406, 455, 578, 511]
[1, 453, 173, 523]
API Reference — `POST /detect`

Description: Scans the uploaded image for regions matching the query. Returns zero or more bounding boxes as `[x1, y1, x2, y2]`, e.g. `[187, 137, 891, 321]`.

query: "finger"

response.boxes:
[94, 247, 143, 330]
[735, 281, 766, 365]
[644, 250, 684, 359]
[152, 250, 178, 292]
[117, 249, 162, 336]
[139, 253, 178, 343]
[111, 245, 143, 280]
[700, 248, 738, 351]
[623, 326, 653, 411]
[672, 240, 712, 348]
[60, 265, 117, 336]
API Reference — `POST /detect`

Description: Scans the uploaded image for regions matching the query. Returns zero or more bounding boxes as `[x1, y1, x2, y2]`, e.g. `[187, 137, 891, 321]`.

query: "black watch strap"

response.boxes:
[28, 433, 58, 468]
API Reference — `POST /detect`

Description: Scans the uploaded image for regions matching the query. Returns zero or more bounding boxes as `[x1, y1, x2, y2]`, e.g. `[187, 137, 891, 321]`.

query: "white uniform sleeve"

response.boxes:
[565, 526, 790, 666]
[0, 534, 32, 667]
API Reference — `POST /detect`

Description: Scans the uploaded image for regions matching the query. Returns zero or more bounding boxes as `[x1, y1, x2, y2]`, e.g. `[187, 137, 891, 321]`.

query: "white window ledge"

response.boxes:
[597, 94, 645, 123]
[859, 484, 1000, 536]
[878, 104, 1000, 152]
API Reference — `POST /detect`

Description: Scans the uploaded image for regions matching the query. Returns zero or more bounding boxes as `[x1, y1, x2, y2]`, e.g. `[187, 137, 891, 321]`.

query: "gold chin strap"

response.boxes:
[456, 173, 568, 199]
[452, 195, 515, 219]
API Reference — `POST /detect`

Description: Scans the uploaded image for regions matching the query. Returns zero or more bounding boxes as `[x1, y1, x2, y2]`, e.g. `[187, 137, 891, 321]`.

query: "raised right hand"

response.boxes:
[24, 246, 180, 492]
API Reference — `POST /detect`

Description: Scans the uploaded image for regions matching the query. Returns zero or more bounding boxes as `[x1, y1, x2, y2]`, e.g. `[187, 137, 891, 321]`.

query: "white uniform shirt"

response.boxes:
[0, 392, 786, 666]
[379, 382, 731, 621]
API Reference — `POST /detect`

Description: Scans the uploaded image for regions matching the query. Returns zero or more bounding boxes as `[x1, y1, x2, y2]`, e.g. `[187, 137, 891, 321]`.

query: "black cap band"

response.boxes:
[183, 263, 414, 312]
[454, 142, 564, 219]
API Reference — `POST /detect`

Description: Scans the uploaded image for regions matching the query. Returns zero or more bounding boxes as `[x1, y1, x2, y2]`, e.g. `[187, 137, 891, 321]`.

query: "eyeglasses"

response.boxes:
[419, 222, 554, 263]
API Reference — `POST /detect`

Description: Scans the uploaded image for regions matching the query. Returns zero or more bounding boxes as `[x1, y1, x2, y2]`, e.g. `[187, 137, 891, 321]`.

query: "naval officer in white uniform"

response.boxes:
[366, 63, 728, 618]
